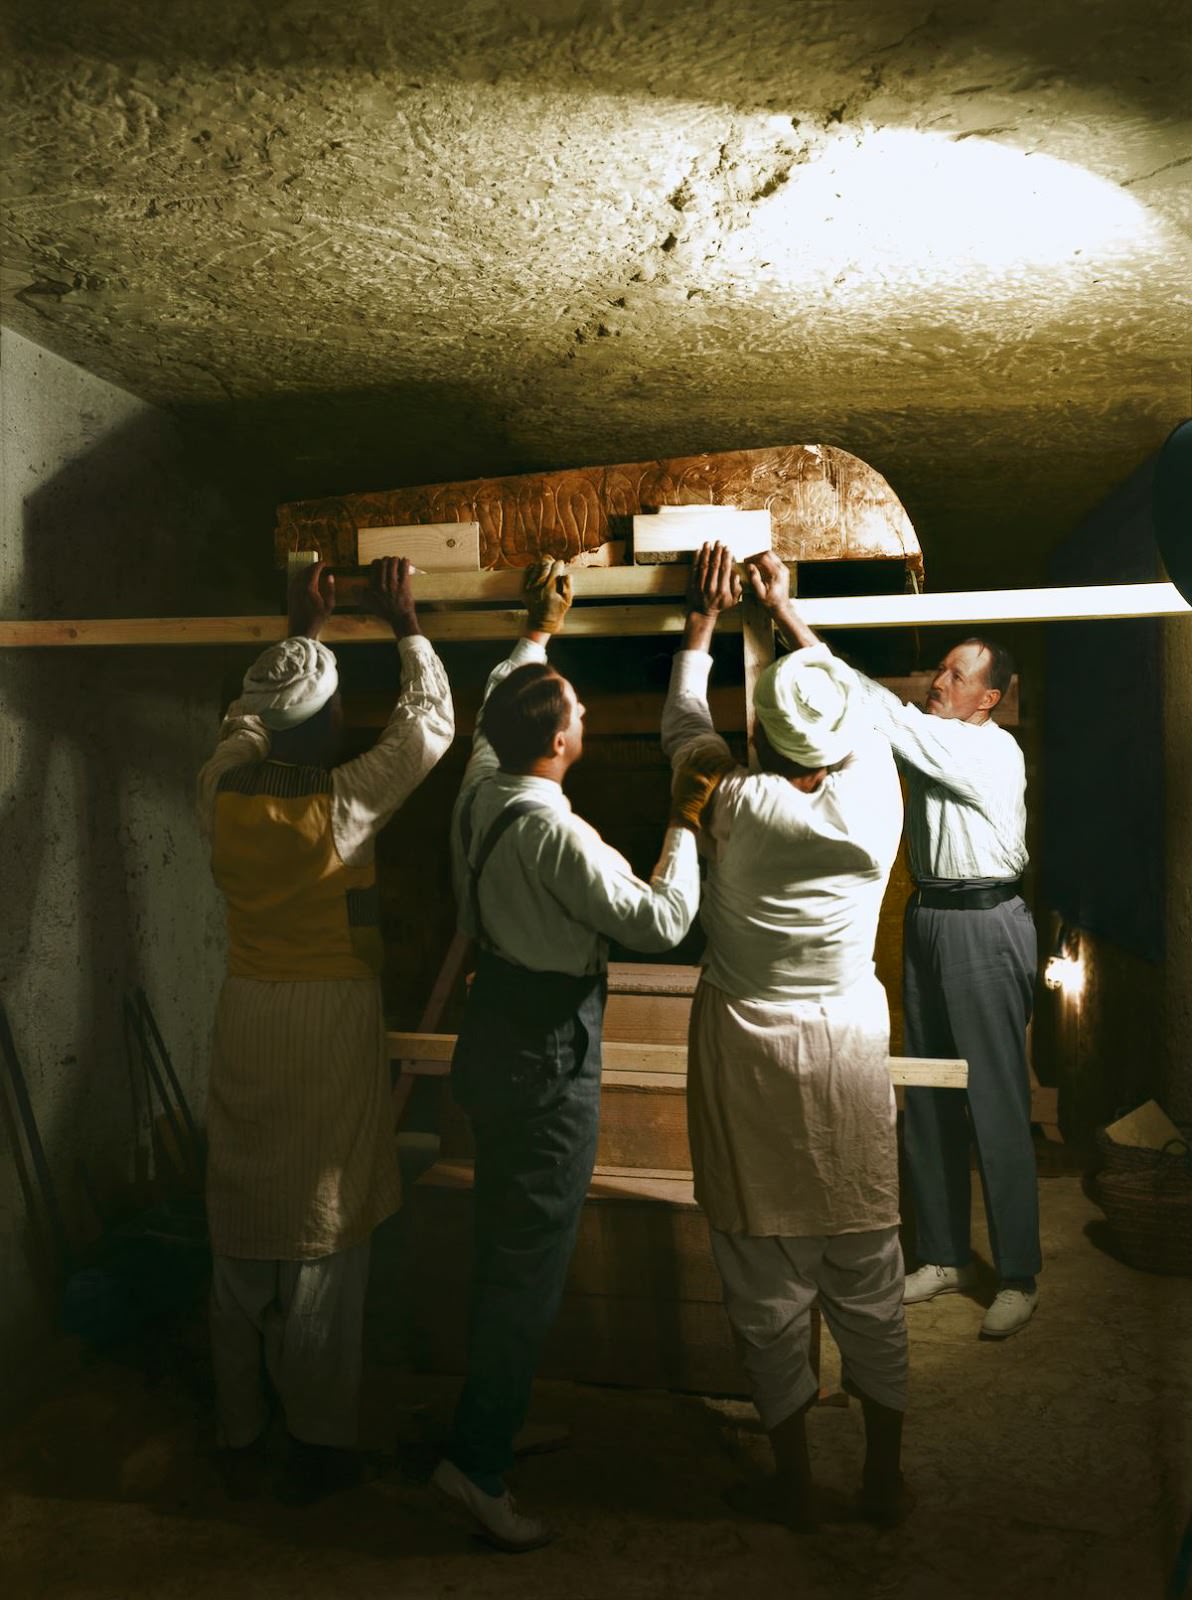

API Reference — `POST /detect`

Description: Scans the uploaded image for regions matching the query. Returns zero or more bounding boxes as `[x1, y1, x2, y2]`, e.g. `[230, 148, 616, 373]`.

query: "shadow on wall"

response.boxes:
[0, 400, 267, 1378]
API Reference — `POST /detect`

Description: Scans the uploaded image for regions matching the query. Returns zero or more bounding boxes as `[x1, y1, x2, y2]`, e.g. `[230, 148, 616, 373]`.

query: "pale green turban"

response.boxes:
[241, 637, 339, 730]
[753, 644, 857, 768]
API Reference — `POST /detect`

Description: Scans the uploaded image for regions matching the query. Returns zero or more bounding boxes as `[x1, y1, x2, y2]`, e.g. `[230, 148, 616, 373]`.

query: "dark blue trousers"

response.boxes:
[902, 895, 1042, 1282]
[447, 951, 604, 1481]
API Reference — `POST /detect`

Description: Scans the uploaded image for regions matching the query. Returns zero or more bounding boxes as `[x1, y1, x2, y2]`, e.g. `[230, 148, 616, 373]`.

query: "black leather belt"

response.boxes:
[915, 881, 1022, 911]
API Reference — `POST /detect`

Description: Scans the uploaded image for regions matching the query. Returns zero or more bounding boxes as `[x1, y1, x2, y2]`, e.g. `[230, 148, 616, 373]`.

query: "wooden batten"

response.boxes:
[385, 1029, 969, 1088]
[4, 581, 1185, 649]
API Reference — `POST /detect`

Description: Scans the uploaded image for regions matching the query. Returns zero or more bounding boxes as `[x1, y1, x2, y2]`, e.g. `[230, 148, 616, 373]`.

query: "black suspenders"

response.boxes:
[460, 790, 549, 947]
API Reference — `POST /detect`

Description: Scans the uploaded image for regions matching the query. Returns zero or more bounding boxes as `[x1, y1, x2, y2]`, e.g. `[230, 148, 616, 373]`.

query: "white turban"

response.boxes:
[241, 637, 339, 730]
[753, 644, 857, 768]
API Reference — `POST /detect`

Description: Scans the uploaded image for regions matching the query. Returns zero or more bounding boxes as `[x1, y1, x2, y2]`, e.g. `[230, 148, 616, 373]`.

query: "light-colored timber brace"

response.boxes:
[387, 1030, 969, 1089]
[0, 574, 1188, 649]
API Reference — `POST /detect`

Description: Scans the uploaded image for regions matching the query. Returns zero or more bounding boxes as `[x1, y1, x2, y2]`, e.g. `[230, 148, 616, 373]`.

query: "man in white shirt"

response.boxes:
[662, 544, 909, 1531]
[432, 560, 714, 1552]
[748, 554, 1041, 1341]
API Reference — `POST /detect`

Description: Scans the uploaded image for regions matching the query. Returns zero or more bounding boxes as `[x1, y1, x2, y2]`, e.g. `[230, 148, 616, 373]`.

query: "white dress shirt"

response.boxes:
[662, 649, 904, 1002]
[853, 676, 1028, 884]
[452, 637, 699, 976]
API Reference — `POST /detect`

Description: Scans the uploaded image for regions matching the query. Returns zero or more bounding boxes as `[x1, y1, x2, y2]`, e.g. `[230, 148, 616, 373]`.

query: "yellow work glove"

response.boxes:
[524, 558, 573, 634]
[669, 744, 737, 832]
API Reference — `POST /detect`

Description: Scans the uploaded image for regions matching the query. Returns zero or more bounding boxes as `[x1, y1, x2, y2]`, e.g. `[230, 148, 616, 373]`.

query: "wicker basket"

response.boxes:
[1094, 1123, 1192, 1175]
[1094, 1139, 1192, 1277]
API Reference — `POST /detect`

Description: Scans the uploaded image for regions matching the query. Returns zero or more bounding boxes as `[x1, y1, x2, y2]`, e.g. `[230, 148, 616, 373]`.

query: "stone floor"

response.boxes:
[1, 1172, 1189, 1600]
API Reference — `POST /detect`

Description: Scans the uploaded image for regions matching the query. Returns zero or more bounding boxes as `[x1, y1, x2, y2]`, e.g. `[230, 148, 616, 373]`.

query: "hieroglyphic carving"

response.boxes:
[275, 443, 922, 583]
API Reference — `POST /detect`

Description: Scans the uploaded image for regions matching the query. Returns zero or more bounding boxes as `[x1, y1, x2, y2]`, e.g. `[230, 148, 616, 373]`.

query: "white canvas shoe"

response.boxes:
[431, 1458, 555, 1553]
[980, 1287, 1038, 1339]
[903, 1262, 978, 1304]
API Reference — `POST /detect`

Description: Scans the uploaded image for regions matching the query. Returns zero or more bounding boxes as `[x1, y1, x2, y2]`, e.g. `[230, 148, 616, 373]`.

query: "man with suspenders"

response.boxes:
[431, 559, 727, 1551]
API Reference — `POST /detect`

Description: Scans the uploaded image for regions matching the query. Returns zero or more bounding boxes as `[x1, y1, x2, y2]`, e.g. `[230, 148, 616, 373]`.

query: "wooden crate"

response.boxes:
[408, 1161, 746, 1395]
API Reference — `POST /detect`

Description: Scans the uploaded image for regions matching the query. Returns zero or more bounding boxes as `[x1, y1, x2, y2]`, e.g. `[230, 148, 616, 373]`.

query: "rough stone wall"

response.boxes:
[0, 330, 251, 1411]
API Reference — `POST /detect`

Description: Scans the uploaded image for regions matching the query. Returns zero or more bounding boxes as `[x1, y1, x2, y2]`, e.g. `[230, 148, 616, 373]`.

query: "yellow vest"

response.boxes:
[212, 761, 383, 981]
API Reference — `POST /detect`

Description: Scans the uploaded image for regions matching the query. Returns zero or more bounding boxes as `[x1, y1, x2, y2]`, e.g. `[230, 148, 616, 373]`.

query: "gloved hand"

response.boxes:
[524, 558, 573, 634]
[669, 743, 737, 832]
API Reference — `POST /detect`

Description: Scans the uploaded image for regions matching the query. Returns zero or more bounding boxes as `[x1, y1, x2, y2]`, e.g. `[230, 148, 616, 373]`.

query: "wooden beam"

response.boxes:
[7, 581, 1183, 650]
[386, 1031, 969, 1088]
[393, 930, 472, 1128]
[740, 592, 775, 747]
[800, 580, 1191, 629]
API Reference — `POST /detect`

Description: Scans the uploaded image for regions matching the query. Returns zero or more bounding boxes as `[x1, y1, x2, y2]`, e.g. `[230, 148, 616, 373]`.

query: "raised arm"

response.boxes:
[661, 541, 741, 765]
[849, 680, 1009, 804]
[744, 550, 820, 651]
[744, 552, 1005, 802]
[536, 821, 700, 955]
[331, 557, 455, 861]
[459, 558, 573, 794]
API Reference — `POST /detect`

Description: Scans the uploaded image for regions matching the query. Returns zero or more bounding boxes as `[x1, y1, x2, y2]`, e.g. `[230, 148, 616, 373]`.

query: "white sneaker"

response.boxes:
[431, 1458, 555, 1553]
[903, 1262, 978, 1304]
[980, 1287, 1038, 1340]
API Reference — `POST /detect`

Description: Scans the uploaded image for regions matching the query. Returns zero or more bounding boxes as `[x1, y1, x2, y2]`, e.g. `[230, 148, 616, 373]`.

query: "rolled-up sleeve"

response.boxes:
[332, 635, 455, 863]
[537, 821, 700, 954]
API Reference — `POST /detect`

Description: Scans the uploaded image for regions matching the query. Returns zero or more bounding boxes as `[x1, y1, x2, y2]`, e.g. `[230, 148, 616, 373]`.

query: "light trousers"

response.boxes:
[209, 1241, 370, 1449]
[710, 1224, 908, 1429]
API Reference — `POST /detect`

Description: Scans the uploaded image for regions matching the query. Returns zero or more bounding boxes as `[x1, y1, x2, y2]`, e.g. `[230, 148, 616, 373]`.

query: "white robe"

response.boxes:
[663, 649, 904, 1237]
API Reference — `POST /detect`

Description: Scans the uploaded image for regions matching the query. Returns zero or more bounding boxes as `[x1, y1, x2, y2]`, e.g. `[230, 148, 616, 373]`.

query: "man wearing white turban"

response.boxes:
[748, 555, 1040, 1344]
[661, 543, 909, 1531]
[196, 557, 454, 1502]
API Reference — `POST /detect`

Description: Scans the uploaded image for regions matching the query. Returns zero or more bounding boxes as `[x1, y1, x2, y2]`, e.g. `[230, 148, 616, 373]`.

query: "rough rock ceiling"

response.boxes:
[2, 0, 1189, 585]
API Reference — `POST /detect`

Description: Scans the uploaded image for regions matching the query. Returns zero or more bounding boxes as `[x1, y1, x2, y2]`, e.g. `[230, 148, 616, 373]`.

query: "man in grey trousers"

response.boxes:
[745, 556, 1040, 1340]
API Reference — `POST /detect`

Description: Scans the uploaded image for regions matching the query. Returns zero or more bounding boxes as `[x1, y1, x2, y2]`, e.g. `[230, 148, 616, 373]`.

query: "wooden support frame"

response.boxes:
[1, 577, 1187, 649]
[386, 1030, 970, 1089]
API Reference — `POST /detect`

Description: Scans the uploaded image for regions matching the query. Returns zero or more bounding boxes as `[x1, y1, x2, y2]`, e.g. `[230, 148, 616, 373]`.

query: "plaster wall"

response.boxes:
[0, 329, 248, 1414]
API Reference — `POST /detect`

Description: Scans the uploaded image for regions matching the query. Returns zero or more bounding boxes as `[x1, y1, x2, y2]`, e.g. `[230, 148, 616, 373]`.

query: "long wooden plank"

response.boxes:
[741, 591, 775, 747]
[5, 581, 1187, 649]
[393, 929, 472, 1124]
[386, 1032, 689, 1074]
[387, 1031, 969, 1087]
[801, 580, 1191, 629]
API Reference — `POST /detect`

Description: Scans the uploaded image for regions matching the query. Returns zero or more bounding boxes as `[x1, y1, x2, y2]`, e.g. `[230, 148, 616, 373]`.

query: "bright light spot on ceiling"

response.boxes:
[715, 126, 1167, 290]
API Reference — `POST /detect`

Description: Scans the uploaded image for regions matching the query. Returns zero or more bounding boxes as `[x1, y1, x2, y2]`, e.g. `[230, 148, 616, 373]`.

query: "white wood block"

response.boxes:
[357, 521, 481, 569]
[632, 508, 772, 564]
